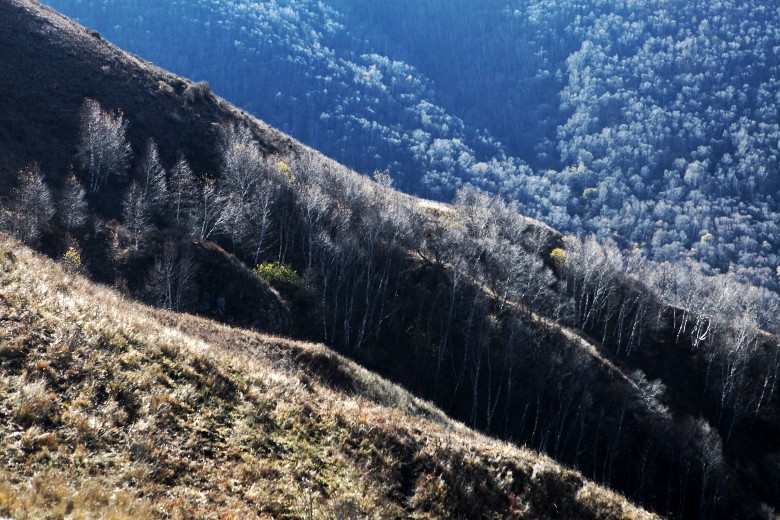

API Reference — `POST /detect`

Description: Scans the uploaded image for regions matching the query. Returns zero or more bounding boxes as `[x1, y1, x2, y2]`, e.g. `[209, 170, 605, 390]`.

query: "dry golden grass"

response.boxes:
[0, 236, 656, 519]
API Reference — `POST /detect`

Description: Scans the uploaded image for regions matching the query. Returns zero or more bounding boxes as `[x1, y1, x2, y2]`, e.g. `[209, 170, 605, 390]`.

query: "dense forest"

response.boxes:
[44, 0, 780, 292]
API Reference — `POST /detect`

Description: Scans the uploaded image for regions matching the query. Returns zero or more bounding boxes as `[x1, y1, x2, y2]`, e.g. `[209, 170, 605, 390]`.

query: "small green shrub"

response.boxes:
[62, 246, 84, 273]
[254, 262, 301, 293]
[582, 187, 598, 200]
[550, 248, 567, 263]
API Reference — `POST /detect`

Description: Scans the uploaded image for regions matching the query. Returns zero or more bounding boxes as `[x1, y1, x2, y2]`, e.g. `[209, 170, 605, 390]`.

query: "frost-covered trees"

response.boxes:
[77, 98, 131, 193]
[48, 0, 780, 291]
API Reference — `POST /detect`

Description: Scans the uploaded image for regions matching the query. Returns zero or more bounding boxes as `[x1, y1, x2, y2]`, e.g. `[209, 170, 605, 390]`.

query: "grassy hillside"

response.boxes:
[0, 235, 653, 519]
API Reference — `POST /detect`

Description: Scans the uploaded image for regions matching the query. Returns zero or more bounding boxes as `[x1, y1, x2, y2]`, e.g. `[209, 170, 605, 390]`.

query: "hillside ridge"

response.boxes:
[2, 2, 780, 519]
[0, 235, 655, 518]
[0, 0, 298, 182]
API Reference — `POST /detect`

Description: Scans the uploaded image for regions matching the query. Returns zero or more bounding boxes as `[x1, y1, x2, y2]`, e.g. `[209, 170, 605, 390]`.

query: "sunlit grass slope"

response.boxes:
[0, 235, 654, 519]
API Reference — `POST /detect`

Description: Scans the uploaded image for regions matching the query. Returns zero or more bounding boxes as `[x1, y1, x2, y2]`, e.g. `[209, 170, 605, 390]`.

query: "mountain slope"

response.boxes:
[0, 236, 654, 518]
[2, 2, 780, 519]
[0, 0, 316, 328]
[40, 0, 780, 291]
[0, 0, 300, 186]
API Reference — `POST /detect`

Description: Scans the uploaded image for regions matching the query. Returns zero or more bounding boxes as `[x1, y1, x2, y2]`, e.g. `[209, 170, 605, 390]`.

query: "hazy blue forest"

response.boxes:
[45, 0, 780, 290]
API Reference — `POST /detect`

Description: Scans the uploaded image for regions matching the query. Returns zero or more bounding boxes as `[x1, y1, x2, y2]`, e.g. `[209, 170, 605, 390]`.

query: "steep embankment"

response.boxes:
[0, 236, 653, 518]
[0, 0, 299, 186]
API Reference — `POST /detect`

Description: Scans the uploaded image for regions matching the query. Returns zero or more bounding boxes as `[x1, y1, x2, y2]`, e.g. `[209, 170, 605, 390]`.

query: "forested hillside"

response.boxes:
[43, 0, 780, 291]
[2, 1, 780, 519]
[0, 238, 660, 519]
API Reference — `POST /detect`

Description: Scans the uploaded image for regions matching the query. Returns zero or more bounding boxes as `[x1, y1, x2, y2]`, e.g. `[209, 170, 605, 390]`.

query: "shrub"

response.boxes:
[183, 81, 212, 103]
[157, 80, 175, 95]
[63, 246, 83, 271]
[550, 248, 566, 263]
[253, 262, 301, 293]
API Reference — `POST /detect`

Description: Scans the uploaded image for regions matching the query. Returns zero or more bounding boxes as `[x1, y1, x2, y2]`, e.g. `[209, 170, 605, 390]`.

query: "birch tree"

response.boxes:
[194, 176, 228, 241]
[9, 164, 55, 246]
[58, 174, 88, 233]
[123, 181, 151, 250]
[137, 138, 168, 215]
[168, 155, 197, 231]
[77, 98, 131, 193]
[147, 240, 196, 311]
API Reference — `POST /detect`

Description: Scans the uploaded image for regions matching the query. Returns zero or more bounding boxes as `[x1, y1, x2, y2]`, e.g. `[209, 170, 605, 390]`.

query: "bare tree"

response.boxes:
[8, 163, 55, 246]
[147, 240, 196, 311]
[168, 154, 197, 230]
[137, 138, 168, 214]
[245, 174, 280, 264]
[122, 181, 151, 250]
[58, 174, 88, 233]
[77, 98, 131, 193]
[219, 123, 262, 201]
[194, 176, 228, 241]
[691, 418, 725, 519]
[298, 183, 330, 269]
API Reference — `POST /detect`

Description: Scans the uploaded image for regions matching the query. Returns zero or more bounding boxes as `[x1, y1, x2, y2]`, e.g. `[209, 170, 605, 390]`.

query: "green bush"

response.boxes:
[253, 262, 301, 292]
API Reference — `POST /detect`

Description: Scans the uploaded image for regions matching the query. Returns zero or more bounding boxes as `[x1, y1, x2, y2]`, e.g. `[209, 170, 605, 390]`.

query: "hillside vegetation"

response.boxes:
[43, 0, 780, 291]
[1, 2, 780, 519]
[0, 236, 654, 519]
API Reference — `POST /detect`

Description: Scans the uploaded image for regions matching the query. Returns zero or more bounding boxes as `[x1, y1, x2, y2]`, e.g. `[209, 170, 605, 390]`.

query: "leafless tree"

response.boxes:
[194, 176, 228, 241]
[77, 98, 131, 193]
[168, 154, 197, 231]
[219, 123, 263, 201]
[137, 138, 168, 214]
[8, 163, 55, 246]
[691, 418, 725, 520]
[122, 181, 151, 250]
[147, 240, 196, 311]
[244, 174, 280, 264]
[58, 174, 88, 233]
